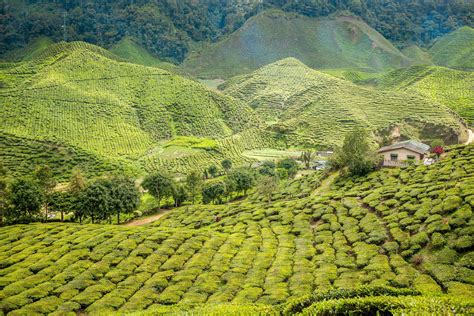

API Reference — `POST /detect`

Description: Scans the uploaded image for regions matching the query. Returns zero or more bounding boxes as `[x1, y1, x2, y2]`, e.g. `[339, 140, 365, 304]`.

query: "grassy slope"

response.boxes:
[376, 65, 474, 126]
[429, 26, 474, 70]
[110, 37, 177, 71]
[182, 10, 412, 79]
[0, 41, 263, 176]
[222, 58, 468, 147]
[0, 145, 473, 314]
[0, 37, 54, 62]
[402, 45, 433, 65]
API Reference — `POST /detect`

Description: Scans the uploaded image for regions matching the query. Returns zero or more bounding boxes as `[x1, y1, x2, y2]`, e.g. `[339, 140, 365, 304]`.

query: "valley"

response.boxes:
[0, 2, 473, 315]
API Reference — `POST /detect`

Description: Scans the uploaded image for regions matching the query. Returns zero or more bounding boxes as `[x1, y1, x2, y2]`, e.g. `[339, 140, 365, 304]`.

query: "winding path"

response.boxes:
[123, 210, 170, 227]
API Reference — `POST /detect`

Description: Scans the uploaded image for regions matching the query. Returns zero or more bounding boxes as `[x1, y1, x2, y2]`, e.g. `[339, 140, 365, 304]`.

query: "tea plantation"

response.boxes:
[377, 65, 474, 125]
[0, 41, 264, 176]
[222, 58, 469, 147]
[1, 145, 473, 315]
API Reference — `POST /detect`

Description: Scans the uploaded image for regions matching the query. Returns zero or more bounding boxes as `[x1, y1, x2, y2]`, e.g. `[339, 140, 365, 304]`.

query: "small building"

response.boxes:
[378, 140, 430, 167]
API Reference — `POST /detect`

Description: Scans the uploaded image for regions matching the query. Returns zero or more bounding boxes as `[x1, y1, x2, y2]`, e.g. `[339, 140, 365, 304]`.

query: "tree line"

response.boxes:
[1, 0, 472, 61]
[0, 156, 301, 226]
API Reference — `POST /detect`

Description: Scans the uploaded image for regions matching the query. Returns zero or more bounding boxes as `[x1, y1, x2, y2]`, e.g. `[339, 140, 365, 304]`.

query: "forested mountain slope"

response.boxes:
[2, 1, 472, 63]
[0, 41, 262, 177]
[222, 58, 469, 147]
[182, 10, 412, 79]
[377, 66, 474, 125]
[0, 145, 473, 314]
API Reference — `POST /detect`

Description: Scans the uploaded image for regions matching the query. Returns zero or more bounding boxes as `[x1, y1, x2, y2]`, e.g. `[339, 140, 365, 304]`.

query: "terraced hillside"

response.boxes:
[1, 145, 473, 315]
[222, 58, 469, 147]
[182, 10, 412, 79]
[0, 41, 263, 177]
[429, 26, 474, 70]
[377, 66, 474, 126]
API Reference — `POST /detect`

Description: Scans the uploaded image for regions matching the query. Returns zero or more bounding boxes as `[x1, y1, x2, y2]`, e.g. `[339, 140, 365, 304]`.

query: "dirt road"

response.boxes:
[123, 210, 170, 227]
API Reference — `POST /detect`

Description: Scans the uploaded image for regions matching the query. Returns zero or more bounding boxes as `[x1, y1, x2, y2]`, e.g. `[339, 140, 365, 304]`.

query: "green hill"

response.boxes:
[222, 58, 469, 147]
[1, 145, 473, 314]
[110, 37, 177, 71]
[182, 10, 412, 79]
[429, 26, 474, 70]
[376, 66, 474, 126]
[0, 41, 262, 178]
[402, 45, 433, 65]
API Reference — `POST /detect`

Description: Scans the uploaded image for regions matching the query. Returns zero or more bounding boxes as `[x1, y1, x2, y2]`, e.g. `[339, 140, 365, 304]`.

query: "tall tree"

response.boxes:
[221, 159, 233, 173]
[33, 165, 57, 221]
[142, 171, 174, 210]
[79, 179, 113, 224]
[186, 170, 203, 204]
[257, 175, 279, 203]
[8, 178, 44, 223]
[109, 177, 140, 224]
[202, 181, 226, 204]
[0, 164, 8, 225]
[300, 150, 314, 169]
[333, 127, 378, 176]
[227, 168, 255, 195]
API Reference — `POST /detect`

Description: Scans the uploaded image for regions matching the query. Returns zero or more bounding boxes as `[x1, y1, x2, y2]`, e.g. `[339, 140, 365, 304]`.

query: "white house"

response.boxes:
[378, 140, 430, 167]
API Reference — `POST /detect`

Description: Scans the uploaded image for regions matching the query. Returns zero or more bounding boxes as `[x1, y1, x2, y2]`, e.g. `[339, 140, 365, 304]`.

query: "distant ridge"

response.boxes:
[182, 10, 412, 79]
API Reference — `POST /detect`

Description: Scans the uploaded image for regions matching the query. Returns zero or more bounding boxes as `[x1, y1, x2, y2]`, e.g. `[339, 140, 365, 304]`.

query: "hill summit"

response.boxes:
[182, 10, 412, 79]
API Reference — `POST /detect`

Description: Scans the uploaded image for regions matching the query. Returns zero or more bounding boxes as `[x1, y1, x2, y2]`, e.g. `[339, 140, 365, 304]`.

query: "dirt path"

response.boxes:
[123, 210, 170, 227]
[312, 171, 339, 195]
[466, 129, 473, 145]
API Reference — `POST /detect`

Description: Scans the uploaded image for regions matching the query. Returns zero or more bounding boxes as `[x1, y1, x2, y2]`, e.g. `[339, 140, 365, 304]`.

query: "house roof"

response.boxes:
[378, 140, 430, 155]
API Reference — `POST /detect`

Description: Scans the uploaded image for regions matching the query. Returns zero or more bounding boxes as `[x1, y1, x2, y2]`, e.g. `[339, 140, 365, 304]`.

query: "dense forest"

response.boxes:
[1, 0, 473, 62]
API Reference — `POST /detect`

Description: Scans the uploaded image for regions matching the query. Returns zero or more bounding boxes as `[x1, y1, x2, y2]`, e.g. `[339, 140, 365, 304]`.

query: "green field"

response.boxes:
[1, 145, 473, 314]
[182, 10, 411, 79]
[222, 58, 469, 147]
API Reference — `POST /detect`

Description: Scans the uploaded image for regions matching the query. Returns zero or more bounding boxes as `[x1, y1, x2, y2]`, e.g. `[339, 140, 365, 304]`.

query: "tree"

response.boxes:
[172, 184, 188, 207]
[333, 127, 378, 176]
[227, 168, 255, 195]
[68, 169, 87, 223]
[257, 175, 279, 203]
[142, 171, 174, 210]
[258, 160, 276, 177]
[0, 164, 8, 225]
[208, 164, 218, 178]
[221, 159, 233, 173]
[277, 158, 299, 178]
[8, 178, 44, 223]
[109, 177, 140, 224]
[49, 191, 74, 222]
[300, 150, 314, 169]
[79, 179, 113, 224]
[186, 171, 203, 204]
[202, 181, 226, 204]
[34, 165, 57, 221]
